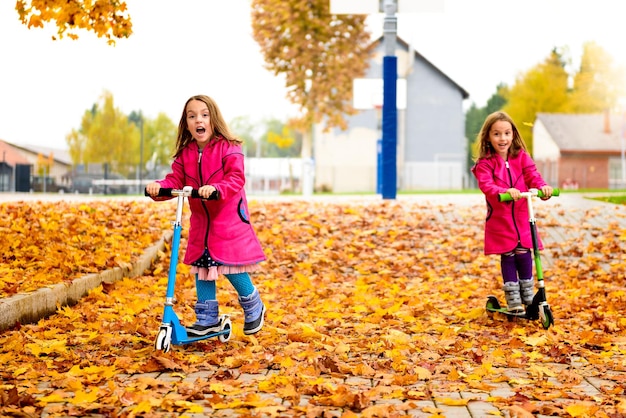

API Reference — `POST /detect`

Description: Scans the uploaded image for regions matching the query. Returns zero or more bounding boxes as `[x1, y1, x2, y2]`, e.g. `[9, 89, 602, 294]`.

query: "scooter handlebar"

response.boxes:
[144, 187, 217, 200]
[498, 188, 560, 202]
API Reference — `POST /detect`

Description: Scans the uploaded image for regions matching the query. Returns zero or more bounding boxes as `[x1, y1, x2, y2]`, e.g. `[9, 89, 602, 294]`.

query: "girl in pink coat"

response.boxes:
[471, 111, 553, 313]
[146, 95, 266, 336]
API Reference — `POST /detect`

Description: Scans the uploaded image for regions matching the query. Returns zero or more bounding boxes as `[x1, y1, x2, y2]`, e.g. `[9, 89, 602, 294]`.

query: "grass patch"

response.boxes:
[592, 194, 626, 205]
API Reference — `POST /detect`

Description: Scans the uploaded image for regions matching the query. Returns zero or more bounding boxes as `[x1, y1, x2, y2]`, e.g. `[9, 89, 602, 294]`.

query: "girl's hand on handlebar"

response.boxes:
[540, 185, 553, 200]
[146, 182, 161, 196]
[506, 188, 521, 201]
[198, 185, 216, 199]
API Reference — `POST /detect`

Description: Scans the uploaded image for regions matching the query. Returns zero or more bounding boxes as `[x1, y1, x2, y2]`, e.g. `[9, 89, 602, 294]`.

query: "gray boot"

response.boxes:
[503, 282, 524, 313]
[238, 288, 266, 335]
[519, 277, 535, 305]
[186, 300, 220, 336]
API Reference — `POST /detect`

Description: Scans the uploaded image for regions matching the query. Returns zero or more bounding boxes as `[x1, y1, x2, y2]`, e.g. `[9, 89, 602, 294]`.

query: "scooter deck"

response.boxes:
[177, 329, 231, 345]
[485, 306, 528, 317]
[156, 313, 232, 352]
[174, 327, 231, 345]
[487, 308, 535, 320]
[486, 294, 532, 318]
[485, 295, 550, 326]
[171, 314, 232, 345]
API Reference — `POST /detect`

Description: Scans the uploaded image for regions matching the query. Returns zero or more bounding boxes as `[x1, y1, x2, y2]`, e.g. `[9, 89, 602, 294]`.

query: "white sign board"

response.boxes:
[330, 0, 378, 14]
[353, 78, 407, 110]
[330, 0, 444, 14]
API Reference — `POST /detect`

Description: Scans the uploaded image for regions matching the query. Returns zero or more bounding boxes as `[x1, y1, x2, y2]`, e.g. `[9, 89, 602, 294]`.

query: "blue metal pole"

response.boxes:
[381, 56, 397, 199]
[376, 138, 382, 194]
[381, 0, 397, 200]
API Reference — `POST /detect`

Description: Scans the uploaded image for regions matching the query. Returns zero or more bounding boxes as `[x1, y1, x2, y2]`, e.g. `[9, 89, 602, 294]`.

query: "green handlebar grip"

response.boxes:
[498, 188, 560, 202]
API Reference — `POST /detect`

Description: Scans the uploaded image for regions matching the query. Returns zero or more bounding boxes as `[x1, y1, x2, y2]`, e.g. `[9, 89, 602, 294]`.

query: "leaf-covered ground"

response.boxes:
[1, 196, 626, 417]
[0, 200, 172, 297]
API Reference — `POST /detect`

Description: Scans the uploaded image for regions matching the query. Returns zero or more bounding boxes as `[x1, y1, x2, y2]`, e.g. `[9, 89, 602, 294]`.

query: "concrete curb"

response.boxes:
[0, 230, 173, 332]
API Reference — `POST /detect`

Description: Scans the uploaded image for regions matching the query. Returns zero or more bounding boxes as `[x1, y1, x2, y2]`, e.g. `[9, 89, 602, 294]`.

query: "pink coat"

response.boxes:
[471, 150, 547, 255]
[153, 138, 266, 266]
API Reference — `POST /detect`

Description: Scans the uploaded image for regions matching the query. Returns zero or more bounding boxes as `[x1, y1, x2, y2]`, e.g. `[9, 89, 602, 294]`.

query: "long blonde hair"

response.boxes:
[475, 111, 527, 160]
[172, 95, 242, 159]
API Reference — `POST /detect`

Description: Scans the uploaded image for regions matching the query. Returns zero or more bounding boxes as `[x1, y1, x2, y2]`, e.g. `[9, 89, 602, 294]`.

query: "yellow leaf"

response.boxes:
[130, 400, 153, 414]
[37, 392, 68, 405]
[414, 366, 432, 380]
[13, 367, 30, 377]
[175, 400, 205, 413]
[617, 398, 626, 413]
[521, 334, 548, 347]
[527, 364, 557, 378]
[459, 307, 485, 319]
[421, 405, 443, 414]
[565, 402, 599, 417]
[435, 397, 470, 406]
[279, 356, 294, 368]
[406, 390, 427, 399]
[69, 389, 100, 404]
[334, 342, 350, 355]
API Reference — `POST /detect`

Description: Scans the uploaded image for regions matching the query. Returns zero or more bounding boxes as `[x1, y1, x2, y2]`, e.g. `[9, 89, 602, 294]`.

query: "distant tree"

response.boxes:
[267, 127, 295, 151]
[127, 111, 144, 172]
[251, 0, 373, 159]
[567, 41, 626, 113]
[263, 119, 301, 158]
[465, 103, 486, 161]
[501, 44, 625, 154]
[66, 104, 94, 165]
[230, 116, 302, 159]
[146, 113, 177, 165]
[127, 111, 177, 178]
[485, 84, 508, 114]
[66, 91, 137, 176]
[229, 116, 260, 158]
[15, 0, 132, 44]
[503, 49, 570, 153]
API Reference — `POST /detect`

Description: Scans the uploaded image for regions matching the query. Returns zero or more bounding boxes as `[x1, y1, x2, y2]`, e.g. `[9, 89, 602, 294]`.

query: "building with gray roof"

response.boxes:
[533, 112, 626, 189]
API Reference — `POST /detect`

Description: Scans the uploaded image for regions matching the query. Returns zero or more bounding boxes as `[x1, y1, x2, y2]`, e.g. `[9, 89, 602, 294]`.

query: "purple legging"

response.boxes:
[501, 248, 532, 283]
[501, 253, 517, 283]
[515, 250, 533, 279]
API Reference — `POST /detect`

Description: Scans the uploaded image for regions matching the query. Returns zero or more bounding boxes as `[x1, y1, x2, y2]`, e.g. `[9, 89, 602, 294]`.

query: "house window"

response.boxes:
[0, 162, 11, 192]
[608, 157, 626, 189]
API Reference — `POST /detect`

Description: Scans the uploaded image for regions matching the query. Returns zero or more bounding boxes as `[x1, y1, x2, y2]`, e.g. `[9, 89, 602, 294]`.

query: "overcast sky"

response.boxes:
[0, 0, 624, 150]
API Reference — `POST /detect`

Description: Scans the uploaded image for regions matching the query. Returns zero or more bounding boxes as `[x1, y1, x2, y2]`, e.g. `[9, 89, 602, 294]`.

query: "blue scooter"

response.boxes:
[146, 186, 231, 352]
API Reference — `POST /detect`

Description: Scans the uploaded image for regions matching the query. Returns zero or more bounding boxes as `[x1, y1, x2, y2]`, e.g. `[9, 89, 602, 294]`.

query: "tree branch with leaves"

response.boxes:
[251, 0, 373, 158]
[15, 0, 132, 44]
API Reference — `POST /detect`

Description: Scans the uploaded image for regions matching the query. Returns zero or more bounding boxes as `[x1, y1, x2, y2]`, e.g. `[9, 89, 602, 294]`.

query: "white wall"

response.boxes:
[403, 162, 463, 190]
[314, 126, 378, 193]
[533, 120, 561, 160]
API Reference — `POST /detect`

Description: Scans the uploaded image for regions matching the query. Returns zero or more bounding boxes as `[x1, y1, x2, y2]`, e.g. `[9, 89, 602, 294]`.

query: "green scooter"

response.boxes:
[485, 188, 560, 329]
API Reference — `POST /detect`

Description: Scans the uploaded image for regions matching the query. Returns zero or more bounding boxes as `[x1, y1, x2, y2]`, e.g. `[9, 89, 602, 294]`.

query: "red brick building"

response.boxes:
[0, 139, 71, 192]
[533, 112, 626, 189]
[0, 140, 31, 192]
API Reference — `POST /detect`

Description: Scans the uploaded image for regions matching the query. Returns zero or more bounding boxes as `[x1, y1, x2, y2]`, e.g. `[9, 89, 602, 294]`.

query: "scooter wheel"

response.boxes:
[486, 295, 501, 310]
[155, 328, 171, 353]
[219, 319, 232, 343]
[540, 306, 553, 329]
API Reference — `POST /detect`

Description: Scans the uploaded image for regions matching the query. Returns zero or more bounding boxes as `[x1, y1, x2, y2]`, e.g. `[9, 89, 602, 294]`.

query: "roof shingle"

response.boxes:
[536, 112, 624, 152]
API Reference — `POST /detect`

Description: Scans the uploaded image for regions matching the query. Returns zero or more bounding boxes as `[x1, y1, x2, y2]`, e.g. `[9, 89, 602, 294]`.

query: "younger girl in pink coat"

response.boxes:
[471, 111, 553, 312]
[146, 95, 266, 337]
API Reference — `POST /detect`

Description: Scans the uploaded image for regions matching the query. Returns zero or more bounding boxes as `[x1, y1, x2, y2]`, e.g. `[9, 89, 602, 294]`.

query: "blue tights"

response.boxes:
[195, 272, 255, 301]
